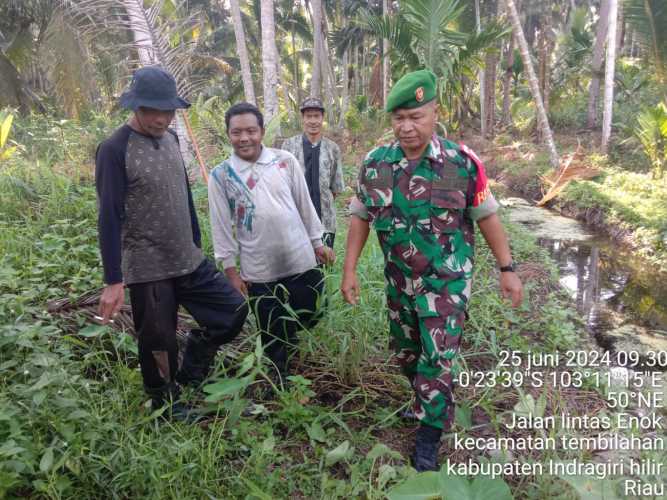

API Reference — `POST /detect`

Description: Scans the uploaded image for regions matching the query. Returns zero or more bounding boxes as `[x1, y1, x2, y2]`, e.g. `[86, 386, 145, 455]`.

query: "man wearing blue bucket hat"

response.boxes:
[95, 66, 248, 421]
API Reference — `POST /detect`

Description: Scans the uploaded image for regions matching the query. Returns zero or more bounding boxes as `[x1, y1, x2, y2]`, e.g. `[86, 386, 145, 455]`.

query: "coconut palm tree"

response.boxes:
[309, 0, 324, 99]
[587, 0, 610, 128]
[505, 0, 559, 168]
[601, 0, 618, 153]
[260, 0, 280, 131]
[230, 0, 256, 105]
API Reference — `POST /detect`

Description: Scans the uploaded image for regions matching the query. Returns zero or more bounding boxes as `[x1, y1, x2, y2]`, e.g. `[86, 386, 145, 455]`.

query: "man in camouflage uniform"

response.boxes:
[282, 97, 345, 249]
[341, 70, 523, 471]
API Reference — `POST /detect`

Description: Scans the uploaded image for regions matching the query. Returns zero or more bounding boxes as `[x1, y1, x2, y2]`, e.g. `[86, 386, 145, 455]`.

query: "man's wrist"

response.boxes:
[499, 261, 515, 273]
[224, 266, 239, 277]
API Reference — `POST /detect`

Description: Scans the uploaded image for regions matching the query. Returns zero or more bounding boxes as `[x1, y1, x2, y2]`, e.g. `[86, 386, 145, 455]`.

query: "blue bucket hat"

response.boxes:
[119, 66, 190, 111]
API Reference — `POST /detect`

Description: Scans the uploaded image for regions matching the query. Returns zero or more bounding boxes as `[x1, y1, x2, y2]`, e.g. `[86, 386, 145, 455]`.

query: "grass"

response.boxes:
[561, 169, 667, 262]
[0, 115, 660, 499]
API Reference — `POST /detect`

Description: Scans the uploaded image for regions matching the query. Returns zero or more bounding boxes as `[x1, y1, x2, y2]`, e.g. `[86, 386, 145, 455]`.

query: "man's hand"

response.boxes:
[340, 270, 360, 305]
[225, 267, 248, 297]
[500, 272, 523, 308]
[315, 246, 336, 266]
[98, 283, 125, 323]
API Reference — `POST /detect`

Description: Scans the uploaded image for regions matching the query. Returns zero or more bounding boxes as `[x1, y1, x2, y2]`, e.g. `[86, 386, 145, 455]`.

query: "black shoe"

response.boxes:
[147, 382, 204, 424]
[176, 329, 219, 386]
[164, 400, 204, 423]
[410, 424, 442, 472]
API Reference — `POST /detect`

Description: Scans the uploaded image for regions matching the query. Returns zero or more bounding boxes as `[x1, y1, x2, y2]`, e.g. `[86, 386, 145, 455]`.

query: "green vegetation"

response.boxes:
[0, 113, 615, 499]
[562, 169, 667, 269]
[1, 0, 666, 498]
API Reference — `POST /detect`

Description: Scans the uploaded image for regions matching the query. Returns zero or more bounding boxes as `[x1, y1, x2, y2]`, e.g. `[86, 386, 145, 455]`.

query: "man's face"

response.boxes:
[302, 109, 324, 137]
[135, 107, 175, 137]
[390, 102, 437, 155]
[228, 113, 264, 162]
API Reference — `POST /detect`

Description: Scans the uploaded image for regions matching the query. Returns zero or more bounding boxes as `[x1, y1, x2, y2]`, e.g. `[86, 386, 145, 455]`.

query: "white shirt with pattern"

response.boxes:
[208, 146, 324, 283]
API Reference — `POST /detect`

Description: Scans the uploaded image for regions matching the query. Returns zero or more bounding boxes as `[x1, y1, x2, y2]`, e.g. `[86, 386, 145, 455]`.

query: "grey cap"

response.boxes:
[300, 97, 325, 112]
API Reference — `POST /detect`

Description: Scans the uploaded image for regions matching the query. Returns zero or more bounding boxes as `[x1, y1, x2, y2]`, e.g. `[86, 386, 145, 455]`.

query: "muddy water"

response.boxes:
[504, 197, 667, 359]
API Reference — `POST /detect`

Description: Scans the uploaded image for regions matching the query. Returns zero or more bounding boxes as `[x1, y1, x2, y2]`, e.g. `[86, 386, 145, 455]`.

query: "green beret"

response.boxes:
[385, 69, 437, 112]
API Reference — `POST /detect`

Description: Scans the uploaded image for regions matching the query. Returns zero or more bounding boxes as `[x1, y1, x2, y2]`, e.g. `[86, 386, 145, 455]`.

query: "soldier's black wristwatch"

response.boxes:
[499, 263, 515, 273]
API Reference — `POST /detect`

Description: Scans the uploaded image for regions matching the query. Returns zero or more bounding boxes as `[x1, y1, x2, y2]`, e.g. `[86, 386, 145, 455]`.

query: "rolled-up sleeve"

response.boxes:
[348, 196, 369, 220]
[460, 143, 500, 222]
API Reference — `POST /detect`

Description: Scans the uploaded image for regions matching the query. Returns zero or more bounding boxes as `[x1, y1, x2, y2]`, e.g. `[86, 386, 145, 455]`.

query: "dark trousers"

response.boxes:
[248, 268, 324, 373]
[129, 259, 248, 390]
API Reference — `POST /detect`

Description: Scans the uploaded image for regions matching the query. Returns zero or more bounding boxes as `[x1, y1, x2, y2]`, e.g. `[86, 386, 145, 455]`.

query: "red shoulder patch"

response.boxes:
[460, 142, 490, 207]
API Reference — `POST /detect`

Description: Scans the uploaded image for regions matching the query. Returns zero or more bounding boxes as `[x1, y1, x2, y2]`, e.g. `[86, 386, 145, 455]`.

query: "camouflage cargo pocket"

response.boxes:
[429, 175, 467, 234]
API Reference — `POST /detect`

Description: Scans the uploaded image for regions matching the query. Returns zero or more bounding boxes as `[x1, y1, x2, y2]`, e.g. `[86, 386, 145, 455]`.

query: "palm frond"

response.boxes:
[43, 11, 98, 118]
[61, 0, 204, 99]
[329, 24, 368, 57]
[359, 11, 420, 69]
[624, 0, 667, 82]
[401, 0, 467, 69]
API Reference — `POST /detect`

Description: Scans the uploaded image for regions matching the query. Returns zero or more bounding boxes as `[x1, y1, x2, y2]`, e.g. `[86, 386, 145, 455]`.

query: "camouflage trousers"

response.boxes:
[387, 276, 466, 431]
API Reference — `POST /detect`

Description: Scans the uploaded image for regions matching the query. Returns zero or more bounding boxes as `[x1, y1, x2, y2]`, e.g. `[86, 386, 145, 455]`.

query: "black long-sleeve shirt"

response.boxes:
[95, 125, 202, 285]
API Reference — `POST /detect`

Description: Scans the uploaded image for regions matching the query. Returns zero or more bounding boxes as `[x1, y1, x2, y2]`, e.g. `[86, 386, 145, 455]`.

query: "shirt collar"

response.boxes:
[388, 134, 442, 166]
[230, 145, 276, 169]
[302, 133, 321, 147]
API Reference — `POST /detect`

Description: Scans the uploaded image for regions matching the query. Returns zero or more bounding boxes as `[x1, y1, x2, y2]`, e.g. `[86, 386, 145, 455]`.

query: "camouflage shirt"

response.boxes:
[350, 135, 499, 308]
[282, 134, 345, 233]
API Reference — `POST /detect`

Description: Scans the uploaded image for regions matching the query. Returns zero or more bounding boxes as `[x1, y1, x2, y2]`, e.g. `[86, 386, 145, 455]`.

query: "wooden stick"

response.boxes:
[181, 110, 209, 184]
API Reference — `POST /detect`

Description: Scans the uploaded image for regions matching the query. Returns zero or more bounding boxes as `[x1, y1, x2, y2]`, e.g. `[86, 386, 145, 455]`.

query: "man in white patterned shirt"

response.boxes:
[208, 102, 335, 380]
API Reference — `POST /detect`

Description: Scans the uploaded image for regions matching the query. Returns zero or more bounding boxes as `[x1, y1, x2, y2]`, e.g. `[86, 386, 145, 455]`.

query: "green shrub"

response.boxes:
[634, 102, 667, 179]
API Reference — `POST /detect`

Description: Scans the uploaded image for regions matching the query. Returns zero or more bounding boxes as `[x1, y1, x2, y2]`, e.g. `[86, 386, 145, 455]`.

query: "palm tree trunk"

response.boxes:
[310, 0, 323, 99]
[616, 5, 624, 55]
[382, 0, 390, 107]
[230, 0, 256, 105]
[587, 0, 610, 128]
[0, 53, 35, 113]
[601, 0, 618, 153]
[361, 44, 367, 97]
[475, 0, 487, 138]
[260, 0, 280, 133]
[320, 10, 338, 121]
[505, 0, 559, 168]
[501, 35, 515, 125]
[484, 50, 498, 138]
[339, 48, 349, 128]
[292, 28, 301, 106]
[537, 18, 549, 120]
[483, 0, 501, 138]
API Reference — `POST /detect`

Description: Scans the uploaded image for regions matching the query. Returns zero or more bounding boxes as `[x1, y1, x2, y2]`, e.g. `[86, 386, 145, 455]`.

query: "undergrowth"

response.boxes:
[0, 117, 631, 499]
